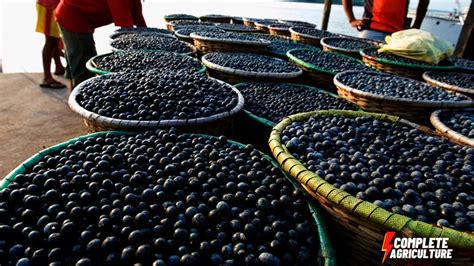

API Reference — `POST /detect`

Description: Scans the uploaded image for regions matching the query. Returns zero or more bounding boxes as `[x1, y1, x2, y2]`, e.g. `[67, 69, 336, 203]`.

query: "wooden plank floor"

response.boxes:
[0, 73, 88, 178]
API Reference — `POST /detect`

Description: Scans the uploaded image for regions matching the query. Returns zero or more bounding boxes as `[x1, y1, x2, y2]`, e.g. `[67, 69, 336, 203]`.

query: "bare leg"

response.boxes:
[41, 35, 63, 86]
[53, 39, 65, 75]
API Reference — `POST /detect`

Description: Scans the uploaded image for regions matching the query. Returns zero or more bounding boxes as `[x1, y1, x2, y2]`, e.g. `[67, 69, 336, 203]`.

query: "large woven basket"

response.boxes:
[201, 54, 303, 84]
[334, 71, 474, 124]
[164, 14, 198, 22]
[231, 16, 244, 24]
[1, 131, 336, 266]
[85, 52, 206, 76]
[199, 14, 232, 23]
[422, 71, 474, 98]
[190, 33, 271, 54]
[269, 109, 474, 265]
[360, 49, 457, 80]
[68, 77, 244, 136]
[321, 37, 376, 59]
[287, 48, 364, 93]
[289, 28, 327, 48]
[268, 24, 292, 38]
[233, 82, 356, 152]
[110, 39, 198, 57]
[430, 109, 474, 147]
[254, 22, 271, 33]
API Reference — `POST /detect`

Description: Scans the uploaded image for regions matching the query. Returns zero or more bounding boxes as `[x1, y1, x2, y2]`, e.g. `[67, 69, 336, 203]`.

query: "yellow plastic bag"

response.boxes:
[378, 29, 454, 65]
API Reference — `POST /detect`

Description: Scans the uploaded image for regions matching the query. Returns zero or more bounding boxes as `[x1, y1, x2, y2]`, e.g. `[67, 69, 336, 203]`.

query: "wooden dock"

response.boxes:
[0, 73, 88, 178]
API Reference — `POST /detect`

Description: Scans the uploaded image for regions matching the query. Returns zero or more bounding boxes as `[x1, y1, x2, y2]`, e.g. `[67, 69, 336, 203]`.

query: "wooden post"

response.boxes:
[455, 1, 473, 59]
[321, 0, 332, 31]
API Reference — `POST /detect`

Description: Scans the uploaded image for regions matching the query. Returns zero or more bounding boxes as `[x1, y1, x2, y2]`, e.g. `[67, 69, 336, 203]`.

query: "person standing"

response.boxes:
[55, 0, 147, 88]
[342, 0, 430, 41]
[36, 0, 66, 89]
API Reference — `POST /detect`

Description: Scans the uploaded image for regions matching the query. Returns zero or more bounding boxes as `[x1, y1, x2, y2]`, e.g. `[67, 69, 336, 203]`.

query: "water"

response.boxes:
[0, 0, 468, 73]
[1, 1, 364, 73]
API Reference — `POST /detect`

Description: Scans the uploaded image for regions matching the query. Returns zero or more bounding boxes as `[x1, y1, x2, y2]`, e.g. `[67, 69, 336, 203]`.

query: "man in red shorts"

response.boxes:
[342, 0, 430, 41]
[55, 0, 147, 88]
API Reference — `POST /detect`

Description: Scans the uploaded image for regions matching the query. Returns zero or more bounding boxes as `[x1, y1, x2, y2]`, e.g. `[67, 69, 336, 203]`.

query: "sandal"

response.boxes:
[39, 81, 66, 89]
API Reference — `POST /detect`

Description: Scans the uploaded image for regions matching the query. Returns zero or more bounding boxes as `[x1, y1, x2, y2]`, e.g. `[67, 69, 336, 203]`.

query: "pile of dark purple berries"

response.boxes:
[76, 71, 239, 120]
[281, 113, 474, 231]
[288, 49, 371, 74]
[203, 53, 301, 74]
[451, 57, 474, 71]
[363, 48, 454, 66]
[165, 14, 198, 21]
[289, 27, 337, 39]
[92, 51, 203, 74]
[215, 23, 258, 32]
[425, 71, 474, 90]
[336, 71, 471, 102]
[174, 26, 224, 37]
[110, 35, 193, 54]
[238, 83, 357, 123]
[0, 128, 319, 265]
[114, 27, 173, 35]
[322, 37, 374, 51]
[439, 110, 474, 138]
[169, 20, 215, 30]
[190, 32, 270, 44]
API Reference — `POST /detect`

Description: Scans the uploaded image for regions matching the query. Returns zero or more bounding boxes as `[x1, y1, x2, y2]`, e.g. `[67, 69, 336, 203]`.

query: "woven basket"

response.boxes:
[430, 109, 474, 147]
[360, 49, 457, 80]
[254, 22, 271, 33]
[231, 17, 244, 24]
[242, 18, 259, 27]
[68, 77, 244, 135]
[233, 82, 356, 152]
[202, 54, 303, 84]
[289, 28, 325, 48]
[320, 37, 377, 59]
[269, 109, 474, 265]
[164, 14, 198, 22]
[199, 15, 232, 24]
[173, 30, 195, 44]
[86, 52, 206, 76]
[268, 25, 291, 38]
[334, 71, 474, 124]
[190, 33, 270, 54]
[110, 39, 198, 57]
[422, 71, 474, 98]
[1, 131, 336, 266]
[278, 19, 316, 28]
[287, 48, 363, 93]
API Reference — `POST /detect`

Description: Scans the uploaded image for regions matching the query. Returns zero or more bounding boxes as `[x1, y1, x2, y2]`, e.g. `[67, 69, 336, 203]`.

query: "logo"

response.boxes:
[381, 232, 453, 263]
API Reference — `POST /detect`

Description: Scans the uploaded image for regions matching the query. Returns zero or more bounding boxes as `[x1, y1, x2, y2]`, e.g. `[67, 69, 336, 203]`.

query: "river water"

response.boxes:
[0, 0, 468, 73]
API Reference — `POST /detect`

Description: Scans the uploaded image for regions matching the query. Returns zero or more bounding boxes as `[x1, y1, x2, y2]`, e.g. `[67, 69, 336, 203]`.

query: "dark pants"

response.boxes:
[59, 24, 97, 88]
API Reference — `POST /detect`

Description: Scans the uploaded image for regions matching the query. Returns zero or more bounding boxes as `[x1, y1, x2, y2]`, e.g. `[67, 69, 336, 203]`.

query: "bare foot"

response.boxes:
[40, 77, 66, 89]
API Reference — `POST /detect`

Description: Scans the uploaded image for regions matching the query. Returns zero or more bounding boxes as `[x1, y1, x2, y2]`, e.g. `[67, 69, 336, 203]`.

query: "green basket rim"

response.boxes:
[360, 48, 457, 71]
[86, 51, 206, 76]
[234, 82, 359, 129]
[1, 130, 336, 265]
[287, 48, 364, 76]
[269, 109, 474, 249]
